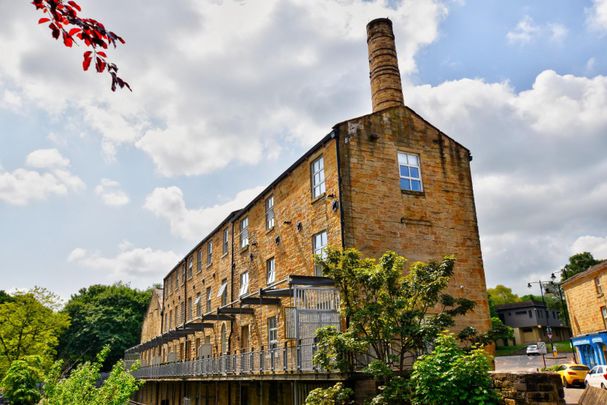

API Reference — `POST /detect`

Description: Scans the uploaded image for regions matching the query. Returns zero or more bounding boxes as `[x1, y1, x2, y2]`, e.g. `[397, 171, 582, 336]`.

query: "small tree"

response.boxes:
[0, 360, 42, 405]
[310, 248, 476, 404]
[487, 285, 520, 306]
[411, 332, 497, 405]
[561, 252, 601, 282]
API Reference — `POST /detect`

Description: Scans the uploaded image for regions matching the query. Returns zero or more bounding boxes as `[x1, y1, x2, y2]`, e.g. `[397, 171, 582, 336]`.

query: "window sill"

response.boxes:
[240, 245, 249, 253]
[311, 193, 326, 204]
[221, 252, 228, 259]
[401, 189, 425, 197]
[265, 226, 275, 235]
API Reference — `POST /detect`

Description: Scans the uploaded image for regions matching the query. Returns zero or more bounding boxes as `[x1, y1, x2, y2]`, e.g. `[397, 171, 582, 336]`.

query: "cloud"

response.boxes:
[0, 149, 84, 205]
[587, 0, 607, 32]
[506, 15, 568, 45]
[0, 0, 448, 177]
[571, 236, 607, 260]
[144, 185, 265, 242]
[25, 148, 69, 168]
[94, 178, 130, 206]
[407, 70, 607, 293]
[68, 243, 180, 284]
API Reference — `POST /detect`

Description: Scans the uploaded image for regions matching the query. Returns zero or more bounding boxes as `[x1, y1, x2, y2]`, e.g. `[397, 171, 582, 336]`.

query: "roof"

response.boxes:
[561, 261, 607, 289]
[495, 300, 546, 311]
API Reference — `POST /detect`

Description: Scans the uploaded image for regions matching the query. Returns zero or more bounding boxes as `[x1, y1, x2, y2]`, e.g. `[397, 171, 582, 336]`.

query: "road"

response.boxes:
[495, 354, 582, 404]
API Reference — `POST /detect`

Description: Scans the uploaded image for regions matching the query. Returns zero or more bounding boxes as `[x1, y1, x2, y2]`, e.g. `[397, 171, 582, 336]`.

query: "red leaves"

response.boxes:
[32, 0, 130, 92]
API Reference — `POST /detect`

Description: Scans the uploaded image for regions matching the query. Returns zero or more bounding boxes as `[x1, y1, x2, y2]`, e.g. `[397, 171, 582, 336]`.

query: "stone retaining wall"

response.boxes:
[491, 372, 566, 405]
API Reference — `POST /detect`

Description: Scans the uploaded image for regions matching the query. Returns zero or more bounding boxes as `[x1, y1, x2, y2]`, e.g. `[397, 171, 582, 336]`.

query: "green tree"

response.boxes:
[0, 359, 42, 405]
[561, 252, 601, 282]
[411, 332, 498, 405]
[58, 283, 152, 370]
[0, 288, 69, 378]
[41, 346, 143, 404]
[0, 290, 13, 304]
[487, 285, 520, 306]
[309, 248, 475, 404]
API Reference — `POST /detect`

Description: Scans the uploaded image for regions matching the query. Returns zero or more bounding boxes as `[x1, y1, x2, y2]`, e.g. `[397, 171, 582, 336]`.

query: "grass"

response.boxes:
[495, 340, 574, 357]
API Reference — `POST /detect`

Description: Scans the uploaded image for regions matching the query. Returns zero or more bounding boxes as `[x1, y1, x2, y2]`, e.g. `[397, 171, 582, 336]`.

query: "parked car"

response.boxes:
[526, 344, 540, 356]
[555, 363, 590, 387]
[584, 365, 607, 389]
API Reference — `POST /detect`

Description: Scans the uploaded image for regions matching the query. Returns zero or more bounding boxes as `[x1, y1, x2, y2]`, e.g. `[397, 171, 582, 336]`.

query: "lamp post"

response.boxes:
[528, 280, 553, 353]
[550, 272, 569, 328]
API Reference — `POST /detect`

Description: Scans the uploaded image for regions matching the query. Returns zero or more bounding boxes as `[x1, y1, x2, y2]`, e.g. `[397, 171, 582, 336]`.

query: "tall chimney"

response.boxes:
[366, 18, 404, 112]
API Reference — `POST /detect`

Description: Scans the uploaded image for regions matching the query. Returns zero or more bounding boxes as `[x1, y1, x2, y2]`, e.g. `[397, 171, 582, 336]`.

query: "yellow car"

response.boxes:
[555, 363, 590, 387]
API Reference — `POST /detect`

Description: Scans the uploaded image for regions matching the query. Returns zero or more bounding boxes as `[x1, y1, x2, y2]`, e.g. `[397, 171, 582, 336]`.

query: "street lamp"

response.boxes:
[528, 279, 552, 352]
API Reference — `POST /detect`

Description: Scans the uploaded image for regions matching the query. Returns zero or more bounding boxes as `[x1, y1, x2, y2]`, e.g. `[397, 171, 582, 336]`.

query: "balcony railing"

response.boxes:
[132, 340, 330, 379]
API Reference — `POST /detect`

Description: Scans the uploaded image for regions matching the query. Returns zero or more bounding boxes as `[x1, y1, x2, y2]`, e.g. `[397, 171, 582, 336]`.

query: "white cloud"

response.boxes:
[571, 236, 607, 260]
[0, 0, 448, 177]
[94, 178, 130, 206]
[0, 149, 84, 205]
[25, 148, 69, 169]
[507, 15, 568, 45]
[407, 70, 607, 293]
[67, 243, 180, 283]
[587, 0, 607, 32]
[144, 185, 265, 241]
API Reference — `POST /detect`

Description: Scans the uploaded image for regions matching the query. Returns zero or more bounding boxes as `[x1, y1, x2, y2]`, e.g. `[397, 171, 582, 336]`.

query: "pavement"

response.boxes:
[495, 354, 581, 405]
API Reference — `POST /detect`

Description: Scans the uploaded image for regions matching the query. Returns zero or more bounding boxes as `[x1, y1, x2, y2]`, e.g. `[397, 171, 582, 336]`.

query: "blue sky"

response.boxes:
[1, 0, 606, 299]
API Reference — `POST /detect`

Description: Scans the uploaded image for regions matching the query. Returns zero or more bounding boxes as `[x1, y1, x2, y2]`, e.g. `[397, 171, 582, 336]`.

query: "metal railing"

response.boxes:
[132, 340, 327, 379]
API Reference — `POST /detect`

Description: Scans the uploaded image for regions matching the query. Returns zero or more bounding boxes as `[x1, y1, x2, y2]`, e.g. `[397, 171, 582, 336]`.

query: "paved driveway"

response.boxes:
[495, 354, 576, 372]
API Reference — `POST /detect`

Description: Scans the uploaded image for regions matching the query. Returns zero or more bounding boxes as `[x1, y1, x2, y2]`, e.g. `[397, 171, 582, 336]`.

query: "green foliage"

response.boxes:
[561, 252, 601, 281]
[458, 316, 514, 347]
[487, 285, 520, 306]
[0, 359, 42, 405]
[305, 383, 353, 405]
[0, 287, 69, 378]
[58, 283, 152, 370]
[310, 248, 475, 404]
[411, 332, 498, 405]
[41, 346, 143, 405]
[0, 290, 14, 304]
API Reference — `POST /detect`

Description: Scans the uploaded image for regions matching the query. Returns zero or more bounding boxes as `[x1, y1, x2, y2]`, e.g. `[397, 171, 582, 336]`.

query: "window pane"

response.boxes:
[411, 180, 422, 191]
[400, 178, 410, 190]
[398, 152, 407, 165]
[410, 167, 420, 179]
[399, 166, 410, 177]
[408, 154, 419, 166]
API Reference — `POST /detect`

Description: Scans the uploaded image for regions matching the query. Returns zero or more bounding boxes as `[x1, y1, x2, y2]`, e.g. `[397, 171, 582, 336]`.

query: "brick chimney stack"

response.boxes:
[366, 18, 404, 112]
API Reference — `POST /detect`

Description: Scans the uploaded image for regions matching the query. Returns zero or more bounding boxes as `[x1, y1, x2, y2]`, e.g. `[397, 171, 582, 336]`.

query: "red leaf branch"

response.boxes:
[32, 0, 131, 92]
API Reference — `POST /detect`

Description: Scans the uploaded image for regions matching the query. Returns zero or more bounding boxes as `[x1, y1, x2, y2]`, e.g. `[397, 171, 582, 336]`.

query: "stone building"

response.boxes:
[125, 18, 491, 405]
[495, 301, 570, 345]
[562, 261, 607, 367]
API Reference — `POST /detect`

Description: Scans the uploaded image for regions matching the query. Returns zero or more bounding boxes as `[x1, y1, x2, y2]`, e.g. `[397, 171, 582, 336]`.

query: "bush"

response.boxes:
[305, 383, 353, 405]
[411, 332, 498, 405]
[0, 360, 42, 405]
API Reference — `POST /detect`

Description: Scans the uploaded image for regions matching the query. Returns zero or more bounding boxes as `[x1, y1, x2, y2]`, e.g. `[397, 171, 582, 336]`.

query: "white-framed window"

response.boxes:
[223, 228, 229, 255]
[240, 217, 249, 249]
[195, 293, 202, 318]
[218, 279, 228, 307]
[398, 152, 423, 192]
[265, 196, 275, 230]
[187, 297, 192, 321]
[602, 306, 607, 329]
[311, 156, 326, 199]
[313, 230, 328, 276]
[207, 241, 213, 265]
[196, 249, 202, 272]
[268, 316, 278, 350]
[206, 287, 212, 313]
[239, 272, 249, 297]
[187, 256, 193, 279]
[596, 277, 603, 295]
[266, 257, 276, 284]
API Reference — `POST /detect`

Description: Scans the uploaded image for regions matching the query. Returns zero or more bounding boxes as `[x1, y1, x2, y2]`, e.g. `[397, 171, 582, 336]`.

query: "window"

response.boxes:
[239, 272, 249, 297]
[240, 217, 249, 249]
[265, 196, 275, 229]
[311, 156, 326, 199]
[221, 324, 228, 354]
[197, 249, 202, 272]
[164, 312, 168, 332]
[181, 263, 186, 285]
[398, 152, 423, 192]
[180, 301, 185, 326]
[207, 241, 213, 265]
[206, 287, 212, 313]
[187, 297, 192, 321]
[218, 279, 228, 307]
[174, 272, 179, 291]
[266, 257, 276, 284]
[313, 230, 328, 276]
[223, 228, 229, 255]
[528, 310, 532, 318]
[169, 310, 173, 329]
[187, 256, 193, 279]
[268, 316, 278, 350]
[195, 293, 202, 318]
[596, 277, 603, 295]
[602, 307, 607, 329]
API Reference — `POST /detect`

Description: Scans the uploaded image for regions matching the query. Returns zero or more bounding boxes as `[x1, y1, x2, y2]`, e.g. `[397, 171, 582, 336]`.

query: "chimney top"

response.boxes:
[366, 18, 404, 112]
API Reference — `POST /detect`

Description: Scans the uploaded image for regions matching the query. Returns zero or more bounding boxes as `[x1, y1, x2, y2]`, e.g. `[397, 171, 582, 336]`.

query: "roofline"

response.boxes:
[495, 300, 547, 310]
[561, 261, 607, 289]
[162, 131, 336, 282]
